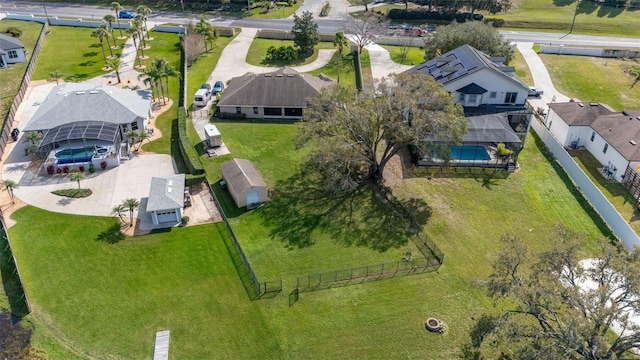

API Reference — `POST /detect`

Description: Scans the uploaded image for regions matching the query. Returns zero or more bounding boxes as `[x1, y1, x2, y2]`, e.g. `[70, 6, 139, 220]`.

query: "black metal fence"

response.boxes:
[0, 216, 31, 315]
[296, 256, 441, 293]
[0, 21, 48, 160]
[205, 181, 282, 300]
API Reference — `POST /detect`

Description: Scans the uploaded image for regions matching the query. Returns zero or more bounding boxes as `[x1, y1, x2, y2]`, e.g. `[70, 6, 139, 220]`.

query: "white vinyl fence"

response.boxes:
[530, 118, 640, 249]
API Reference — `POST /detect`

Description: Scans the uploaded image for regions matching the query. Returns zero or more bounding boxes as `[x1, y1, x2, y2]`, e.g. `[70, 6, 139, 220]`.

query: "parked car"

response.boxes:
[213, 81, 225, 94]
[118, 11, 135, 19]
[200, 83, 212, 93]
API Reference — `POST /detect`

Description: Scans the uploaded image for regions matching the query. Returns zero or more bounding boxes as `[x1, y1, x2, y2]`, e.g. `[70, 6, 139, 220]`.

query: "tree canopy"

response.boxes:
[292, 11, 319, 57]
[423, 21, 514, 64]
[298, 72, 466, 192]
[469, 225, 640, 359]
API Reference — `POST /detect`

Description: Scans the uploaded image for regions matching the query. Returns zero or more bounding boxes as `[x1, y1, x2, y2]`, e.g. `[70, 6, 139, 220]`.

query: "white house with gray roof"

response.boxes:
[24, 83, 151, 170]
[0, 33, 27, 68]
[411, 45, 530, 111]
[147, 174, 185, 226]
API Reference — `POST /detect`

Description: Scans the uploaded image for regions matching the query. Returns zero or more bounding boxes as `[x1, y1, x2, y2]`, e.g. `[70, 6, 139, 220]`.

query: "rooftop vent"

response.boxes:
[287, 74, 295, 77]
[578, 103, 584, 107]
[264, 74, 272, 77]
[89, 90, 98, 94]
[276, 74, 283, 77]
[168, 180, 173, 186]
[631, 140, 638, 146]
[623, 110, 629, 116]
[76, 91, 85, 95]
[167, 187, 172, 193]
[589, 102, 598, 106]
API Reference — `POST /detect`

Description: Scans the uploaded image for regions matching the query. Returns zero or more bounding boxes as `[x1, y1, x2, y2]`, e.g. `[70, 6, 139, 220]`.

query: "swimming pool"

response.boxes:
[449, 145, 491, 161]
[55, 147, 94, 164]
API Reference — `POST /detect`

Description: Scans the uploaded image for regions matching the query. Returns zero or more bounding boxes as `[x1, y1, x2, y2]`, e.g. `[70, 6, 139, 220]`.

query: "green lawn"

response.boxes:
[245, 39, 336, 67]
[490, 0, 640, 36]
[9, 122, 610, 358]
[31, 26, 124, 82]
[0, 20, 43, 119]
[308, 49, 373, 89]
[381, 44, 425, 66]
[540, 54, 640, 111]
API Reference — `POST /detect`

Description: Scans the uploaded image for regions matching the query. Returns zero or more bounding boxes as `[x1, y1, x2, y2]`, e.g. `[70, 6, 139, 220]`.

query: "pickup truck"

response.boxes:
[528, 87, 544, 97]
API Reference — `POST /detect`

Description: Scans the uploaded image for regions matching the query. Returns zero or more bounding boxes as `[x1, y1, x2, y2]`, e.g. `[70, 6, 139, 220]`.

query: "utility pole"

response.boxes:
[569, 0, 580, 34]
[42, 0, 49, 25]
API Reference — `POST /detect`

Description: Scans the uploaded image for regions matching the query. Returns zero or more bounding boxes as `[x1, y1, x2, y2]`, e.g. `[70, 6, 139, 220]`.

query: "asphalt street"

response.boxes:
[0, 0, 639, 47]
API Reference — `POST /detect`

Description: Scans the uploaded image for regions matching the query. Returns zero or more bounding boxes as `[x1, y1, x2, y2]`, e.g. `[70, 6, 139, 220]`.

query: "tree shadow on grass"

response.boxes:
[0, 233, 30, 317]
[258, 165, 432, 252]
[83, 51, 98, 57]
[96, 223, 125, 244]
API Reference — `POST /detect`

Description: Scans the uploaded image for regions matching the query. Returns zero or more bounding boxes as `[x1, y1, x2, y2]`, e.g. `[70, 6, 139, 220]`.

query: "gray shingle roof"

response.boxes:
[0, 33, 24, 51]
[411, 44, 529, 91]
[24, 84, 151, 131]
[147, 174, 185, 212]
[221, 158, 267, 192]
[548, 101, 615, 126]
[217, 68, 334, 108]
[590, 110, 640, 161]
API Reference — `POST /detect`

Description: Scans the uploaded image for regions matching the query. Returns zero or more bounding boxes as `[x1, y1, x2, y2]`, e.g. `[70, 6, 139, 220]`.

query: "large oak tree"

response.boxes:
[298, 72, 466, 192]
[471, 225, 640, 359]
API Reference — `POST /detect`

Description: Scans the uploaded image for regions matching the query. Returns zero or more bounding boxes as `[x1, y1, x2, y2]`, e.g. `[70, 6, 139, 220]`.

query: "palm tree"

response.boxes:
[133, 15, 147, 50]
[103, 14, 117, 47]
[138, 67, 160, 101]
[136, 5, 152, 36]
[49, 70, 64, 85]
[126, 129, 139, 148]
[111, 204, 127, 223]
[195, 16, 213, 52]
[2, 179, 18, 204]
[136, 131, 149, 150]
[333, 32, 348, 83]
[25, 144, 38, 160]
[99, 24, 115, 58]
[110, 2, 124, 38]
[70, 171, 85, 189]
[91, 28, 109, 66]
[106, 58, 122, 83]
[630, 65, 640, 88]
[23, 131, 42, 145]
[126, 27, 143, 68]
[122, 198, 140, 226]
[153, 58, 179, 103]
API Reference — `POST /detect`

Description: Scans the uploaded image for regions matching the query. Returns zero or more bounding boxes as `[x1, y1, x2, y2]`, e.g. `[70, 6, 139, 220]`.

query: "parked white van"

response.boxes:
[194, 88, 211, 107]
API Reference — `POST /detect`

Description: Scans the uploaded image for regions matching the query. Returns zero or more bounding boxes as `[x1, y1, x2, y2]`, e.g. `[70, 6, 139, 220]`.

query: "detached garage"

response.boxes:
[147, 174, 185, 226]
[221, 158, 268, 209]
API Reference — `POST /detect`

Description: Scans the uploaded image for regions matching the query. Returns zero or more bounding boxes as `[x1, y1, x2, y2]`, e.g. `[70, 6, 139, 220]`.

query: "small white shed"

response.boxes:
[204, 124, 222, 147]
[147, 174, 185, 226]
[220, 158, 268, 209]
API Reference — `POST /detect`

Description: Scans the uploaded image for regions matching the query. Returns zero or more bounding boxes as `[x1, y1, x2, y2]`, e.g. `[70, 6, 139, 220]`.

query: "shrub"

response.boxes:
[497, 142, 514, 156]
[266, 45, 298, 62]
[181, 216, 190, 225]
[56, 168, 62, 174]
[276, 1, 290, 6]
[219, 112, 247, 120]
[47, 165, 54, 175]
[88, 162, 96, 173]
[387, 9, 483, 22]
[100, 161, 107, 169]
[177, 107, 205, 175]
[185, 174, 206, 187]
[62, 166, 69, 174]
[78, 165, 85, 172]
[5, 27, 22, 37]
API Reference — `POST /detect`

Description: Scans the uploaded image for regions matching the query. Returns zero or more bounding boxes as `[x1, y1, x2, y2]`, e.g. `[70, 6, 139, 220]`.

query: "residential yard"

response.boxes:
[245, 39, 336, 67]
[31, 26, 124, 82]
[540, 54, 640, 111]
[381, 44, 425, 66]
[8, 119, 611, 358]
[0, 20, 43, 120]
[512, 49, 534, 86]
[569, 149, 640, 235]
[308, 49, 373, 89]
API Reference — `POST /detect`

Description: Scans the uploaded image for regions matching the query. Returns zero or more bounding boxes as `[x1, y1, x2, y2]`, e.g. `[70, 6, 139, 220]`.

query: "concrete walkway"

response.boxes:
[517, 42, 570, 111]
[362, 41, 413, 80]
[82, 32, 147, 89]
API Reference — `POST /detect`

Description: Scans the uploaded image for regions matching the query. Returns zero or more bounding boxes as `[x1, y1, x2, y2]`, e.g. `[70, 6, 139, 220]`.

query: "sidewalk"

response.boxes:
[82, 32, 146, 88]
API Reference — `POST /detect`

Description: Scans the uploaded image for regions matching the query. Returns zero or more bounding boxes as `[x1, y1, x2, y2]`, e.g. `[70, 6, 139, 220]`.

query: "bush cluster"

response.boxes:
[177, 107, 204, 175]
[218, 112, 247, 120]
[388, 9, 483, 22]
[266, 45, 298, 61]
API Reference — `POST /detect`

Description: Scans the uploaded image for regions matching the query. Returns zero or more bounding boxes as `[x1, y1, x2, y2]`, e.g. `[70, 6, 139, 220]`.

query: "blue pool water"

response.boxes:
[56, 147, 94, 164]
[449, 145, 491, 161]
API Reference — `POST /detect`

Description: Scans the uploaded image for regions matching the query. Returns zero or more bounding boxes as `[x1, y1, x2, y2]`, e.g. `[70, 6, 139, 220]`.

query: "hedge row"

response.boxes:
[388, 9, 483, 22]
[186, 173, 207, 187]
[177, 107, 205, 175]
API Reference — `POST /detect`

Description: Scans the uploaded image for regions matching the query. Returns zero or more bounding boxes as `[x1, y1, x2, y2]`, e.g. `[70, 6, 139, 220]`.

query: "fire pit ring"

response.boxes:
[425, 318, 445, 333]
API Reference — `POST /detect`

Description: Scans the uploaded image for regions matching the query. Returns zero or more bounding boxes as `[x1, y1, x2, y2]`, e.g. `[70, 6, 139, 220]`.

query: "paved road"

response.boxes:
[2, 0, 639, 47]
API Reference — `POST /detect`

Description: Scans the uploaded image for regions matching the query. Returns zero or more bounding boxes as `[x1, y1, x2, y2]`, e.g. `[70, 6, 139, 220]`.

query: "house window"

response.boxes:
[603, 144, 609, 153]
[468, 94, 477, 104]
[7, 50, 18, 59]
[131, 122, 138, 131]
[489, 91, 497, 98]
[236, 107, 241, 115]
[458, 93, 465, 102]
[504, 92, 517, 103]
[264, 107, 282, 116]
[590, 132, 595, 142]
[253, 107, 258, 115]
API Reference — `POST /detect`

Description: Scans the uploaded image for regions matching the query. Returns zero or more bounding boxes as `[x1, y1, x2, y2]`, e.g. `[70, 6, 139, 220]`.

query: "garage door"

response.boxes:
[246, 191, 260, 206]
[157, 210, 177, 223]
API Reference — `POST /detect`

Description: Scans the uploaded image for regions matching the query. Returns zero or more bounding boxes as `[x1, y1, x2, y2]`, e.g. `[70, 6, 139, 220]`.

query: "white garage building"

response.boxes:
[147, 174, 185, 226]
